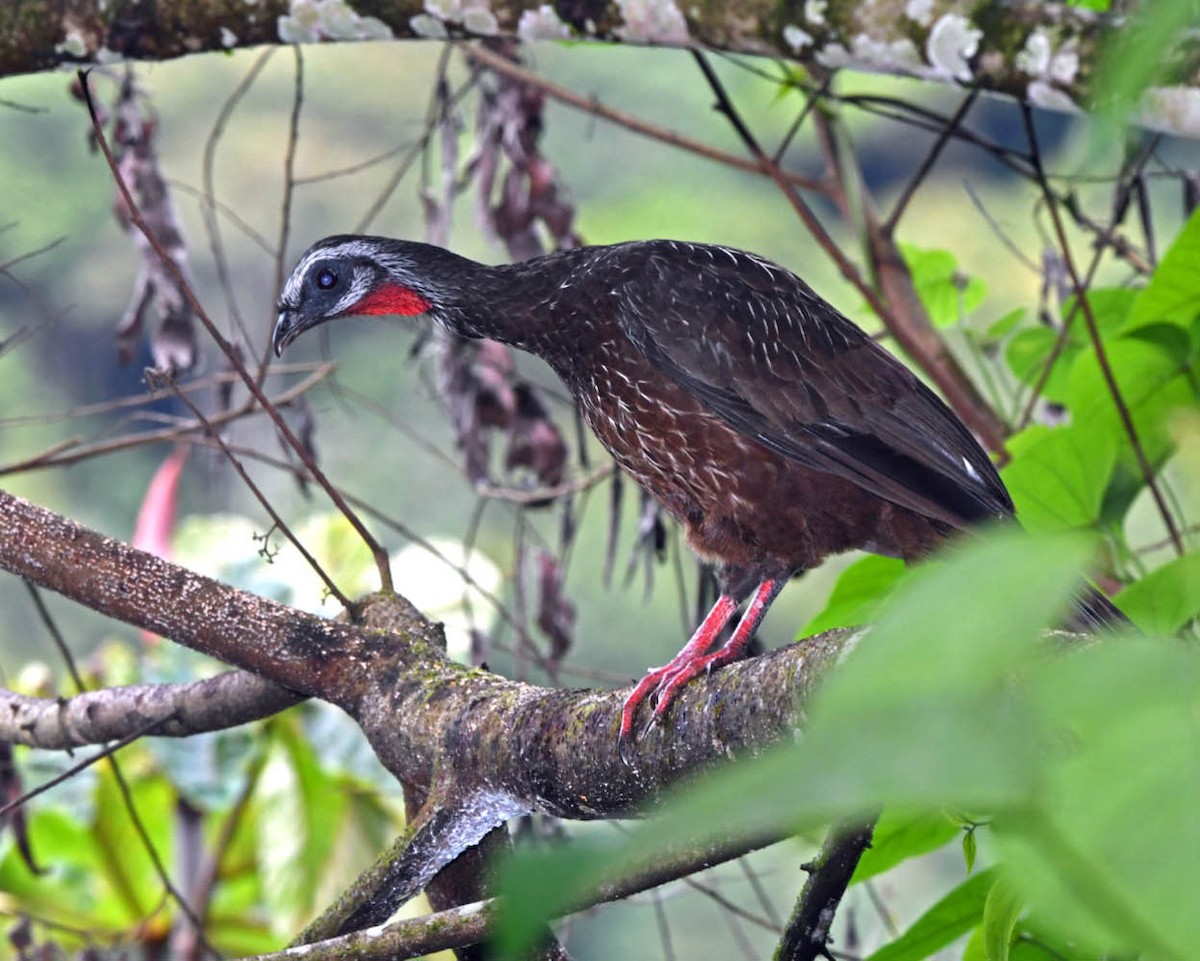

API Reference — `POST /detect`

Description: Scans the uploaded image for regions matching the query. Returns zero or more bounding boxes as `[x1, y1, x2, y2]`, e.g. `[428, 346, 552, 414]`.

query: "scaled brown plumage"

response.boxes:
[274, 235, 1121, 740]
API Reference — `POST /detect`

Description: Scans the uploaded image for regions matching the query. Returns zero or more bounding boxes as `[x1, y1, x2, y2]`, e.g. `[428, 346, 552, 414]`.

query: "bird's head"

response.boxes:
[273, 235, 437, 356]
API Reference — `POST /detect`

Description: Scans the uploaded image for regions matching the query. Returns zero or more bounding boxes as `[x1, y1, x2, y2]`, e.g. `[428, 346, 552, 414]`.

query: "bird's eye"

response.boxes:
[316, 269, 338, 290]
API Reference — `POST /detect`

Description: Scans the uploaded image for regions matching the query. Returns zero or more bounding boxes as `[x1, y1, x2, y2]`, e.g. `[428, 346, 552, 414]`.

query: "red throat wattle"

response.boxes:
[354, 282, 431, 317]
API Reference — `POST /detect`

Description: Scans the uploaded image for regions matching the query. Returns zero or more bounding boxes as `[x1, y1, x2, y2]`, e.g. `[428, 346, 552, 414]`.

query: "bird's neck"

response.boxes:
[429, 246, 606, 351]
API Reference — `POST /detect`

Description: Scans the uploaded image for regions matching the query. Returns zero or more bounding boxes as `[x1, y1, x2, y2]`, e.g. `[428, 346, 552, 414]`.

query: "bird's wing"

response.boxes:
[612, 243, 1012, 529]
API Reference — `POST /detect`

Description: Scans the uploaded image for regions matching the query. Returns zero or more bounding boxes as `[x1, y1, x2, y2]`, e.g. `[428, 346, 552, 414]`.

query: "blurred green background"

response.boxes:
[2, 42, 1185, 682]
[0, 39, 1197, 960]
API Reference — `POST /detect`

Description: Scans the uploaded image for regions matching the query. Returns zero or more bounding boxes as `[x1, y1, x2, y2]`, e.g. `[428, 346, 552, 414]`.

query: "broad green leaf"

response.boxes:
[497, 532, 1090, 957]
[1124, 206, 1200, 334]
[997, 639, 1200, 958]
[900, 243, 987, 327]
[865, 868, 997, 961]
[257, 719, 347, 933]
[0, 808, 107, 925]
[91, 767, 175, 928]
[984, 308, 1026, 344]
[803, 554, 907, 634]
[1003, 290, 1137, 402]
[963, 925, 987, 961]
[1001, 423, 1117, 532]
[851, 810, 959, 885]
[1088, 0, 1199, 150]
[1005, 328, 1074, 403]
[982, 877, 1022, 961]
[1065, 289, 1138, 337]
[1066, 338, 1192, 468]
[1114, 551, 1200, 635]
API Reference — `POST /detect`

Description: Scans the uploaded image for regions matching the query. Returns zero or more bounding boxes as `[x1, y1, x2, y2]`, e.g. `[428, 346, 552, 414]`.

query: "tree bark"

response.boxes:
[3, 2, 1197, 138]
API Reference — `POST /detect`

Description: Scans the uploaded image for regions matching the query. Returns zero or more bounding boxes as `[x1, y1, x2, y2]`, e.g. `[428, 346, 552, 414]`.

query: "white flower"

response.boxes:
[518, 5, 571, 40]
[409, 12, 449, 37]
[905, 0, 934, 28]
[615, 0, 690, 43]
[1016, 28, 1051, 75]
[462, 6, 499, 34]
[804, 0, 826, 26]
[1027, 80, 1080, 114]
[783, 25, 813, 52]
[1139, 86, 1200, 139]
[926, 12, 982, 82]
[55, 28, 88, 57]
[219, 26, 238, 47]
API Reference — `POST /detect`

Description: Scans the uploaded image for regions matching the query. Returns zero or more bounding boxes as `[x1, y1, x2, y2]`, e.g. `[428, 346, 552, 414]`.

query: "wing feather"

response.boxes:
[611, 242, 1012, 529]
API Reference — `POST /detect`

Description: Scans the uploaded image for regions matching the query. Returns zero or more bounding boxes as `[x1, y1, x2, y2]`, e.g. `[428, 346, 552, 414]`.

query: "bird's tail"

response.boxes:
[1067, 583, 1129, 633]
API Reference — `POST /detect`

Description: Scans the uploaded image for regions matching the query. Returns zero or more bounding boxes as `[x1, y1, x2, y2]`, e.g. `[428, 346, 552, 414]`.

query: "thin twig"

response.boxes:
[155, 369, 354, 608]
[78, 69, 394, 597]
[1020, 104, 1184, 556]
[267, 46, 304, 373]
[463, 43, 824, 193]
[21, 583, 221, 959]
[776, 818, 877, 961]
[200, 48, 275, 347]
[884, 90, 978, 234]
[0, 363, 335, 477]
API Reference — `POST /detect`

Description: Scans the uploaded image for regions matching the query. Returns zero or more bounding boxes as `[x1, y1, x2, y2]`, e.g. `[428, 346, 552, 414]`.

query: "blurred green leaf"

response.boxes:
[982, 877, 1022, 961]
[901, 243, 987, 327]
[1089, 0, 1199, 146]
[963, 827, 978, 875]
[498, 532, 1089, 957]
[1005, 328, 1074, 403]
[257, 719, 347, 933]
[985, 308, 1026, 344]
[92, 767, 174, 928]
[865, 868, 997, 961]
[997, 639, 1200, 958]
[1115, 551, 1200, 635]
[1124, 204, 1200, 336]
[851, 810, 959, 885]
[803, 554, 908, 634]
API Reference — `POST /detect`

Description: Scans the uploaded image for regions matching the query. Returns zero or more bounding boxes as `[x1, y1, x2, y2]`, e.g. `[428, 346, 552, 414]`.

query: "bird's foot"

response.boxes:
[650, 646, 741, 721]
[617, 644, 740, 755]
[618, 662, 682, 745]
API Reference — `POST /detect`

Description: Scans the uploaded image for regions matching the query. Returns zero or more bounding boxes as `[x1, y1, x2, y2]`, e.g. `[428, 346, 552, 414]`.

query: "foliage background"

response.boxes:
[0, 33, 1197, 961]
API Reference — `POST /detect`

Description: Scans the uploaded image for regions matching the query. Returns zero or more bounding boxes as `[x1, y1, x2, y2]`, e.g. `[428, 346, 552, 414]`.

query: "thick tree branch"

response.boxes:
[3, 3, 1198, 138]
[0, 673, 302, 750]
[0, 485, 854, 935]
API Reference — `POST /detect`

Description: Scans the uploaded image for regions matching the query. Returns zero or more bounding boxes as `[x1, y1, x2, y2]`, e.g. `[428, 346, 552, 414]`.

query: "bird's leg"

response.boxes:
[651, 577, 786, 720]
[618, 594, 740, 741]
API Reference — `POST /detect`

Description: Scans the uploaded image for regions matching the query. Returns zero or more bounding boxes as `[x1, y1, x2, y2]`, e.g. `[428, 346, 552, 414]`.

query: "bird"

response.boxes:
[273, 234, 1125, 740]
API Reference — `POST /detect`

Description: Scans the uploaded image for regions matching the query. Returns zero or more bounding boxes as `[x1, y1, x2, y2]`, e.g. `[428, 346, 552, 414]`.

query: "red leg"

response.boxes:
[619, 594, 739, 741]
[651, 577, 785, 721]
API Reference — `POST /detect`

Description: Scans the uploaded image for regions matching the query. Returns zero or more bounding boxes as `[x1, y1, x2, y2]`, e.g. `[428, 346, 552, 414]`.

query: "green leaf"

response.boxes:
[497, 532, 1091, 958]
[1114, 551, 1200, 635]
[963, 828, 978, 875]
[865, 868, 997, 961]
[850, 810, 959, 885]
[1001, 423, 1117, 532]
[1089, 0, 1199, 148]
[803, 554, 908, 634]
[1005, 328, 1074, 403]
[1066, 337, 1192, 468]
[900, 243, 987, 327]
[982, 877, 1022, 961]
[257, 719, 348, 933]
[1124, 206, 1200, 335]
[984, 308, 1026, 344]
[997, 639, 1200, 958]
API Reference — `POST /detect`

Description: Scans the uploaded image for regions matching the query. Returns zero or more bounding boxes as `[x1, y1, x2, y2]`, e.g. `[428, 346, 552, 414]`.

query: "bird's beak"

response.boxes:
[272, 308, 304, 357]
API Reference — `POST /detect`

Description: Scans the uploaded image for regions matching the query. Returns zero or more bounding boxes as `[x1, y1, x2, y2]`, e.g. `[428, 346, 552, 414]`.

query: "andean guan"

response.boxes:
[273, 235, 1124, 738]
